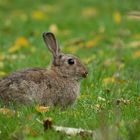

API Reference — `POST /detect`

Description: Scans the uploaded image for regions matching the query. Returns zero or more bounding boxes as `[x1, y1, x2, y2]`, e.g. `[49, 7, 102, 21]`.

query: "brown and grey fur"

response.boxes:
[0, 32, 88, 108]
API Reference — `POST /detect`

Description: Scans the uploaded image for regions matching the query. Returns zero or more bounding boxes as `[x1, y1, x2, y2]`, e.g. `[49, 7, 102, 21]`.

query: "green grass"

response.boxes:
[0, 0, 140, 139]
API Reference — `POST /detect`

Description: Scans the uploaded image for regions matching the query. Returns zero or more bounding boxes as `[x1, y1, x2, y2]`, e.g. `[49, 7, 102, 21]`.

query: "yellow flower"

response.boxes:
[49, 24, 58, 34]
[133, 50, 140, 58]
[102, 76, 126, 85]
[102, 77, 115, 85]
[15, 37, 29, 47]
[86, 36, 101, 48]
[8, 37, 29, 53]
[32, 10, 45, 20]
[35, 105, 49, 113]
[8, 45, 20, 53]
[82, 7, 97, 18]
[113, 11, 121, 24]
[0, 71, 6, 77]
[0, 108, 15, 116]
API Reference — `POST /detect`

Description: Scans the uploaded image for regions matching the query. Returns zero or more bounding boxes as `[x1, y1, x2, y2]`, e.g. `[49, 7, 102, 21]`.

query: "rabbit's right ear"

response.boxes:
[43, 32, 60, 58]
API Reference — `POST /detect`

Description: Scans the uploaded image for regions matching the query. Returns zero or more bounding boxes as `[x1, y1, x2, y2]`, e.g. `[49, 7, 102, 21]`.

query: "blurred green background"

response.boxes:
[0, 0, 140, 139]
[0, 0, 139, 74]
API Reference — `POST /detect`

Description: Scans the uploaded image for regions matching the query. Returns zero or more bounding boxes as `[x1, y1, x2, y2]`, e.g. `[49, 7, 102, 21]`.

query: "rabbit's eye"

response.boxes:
[68, 58, 75, 65]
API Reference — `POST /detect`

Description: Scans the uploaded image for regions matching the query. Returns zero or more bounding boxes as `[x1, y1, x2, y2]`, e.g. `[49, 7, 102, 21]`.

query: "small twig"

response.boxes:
[52, 125, 93, 137]
[37, 118, 98, 138]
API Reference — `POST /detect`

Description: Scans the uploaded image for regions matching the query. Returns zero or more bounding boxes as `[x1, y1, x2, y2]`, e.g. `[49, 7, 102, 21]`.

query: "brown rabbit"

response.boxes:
[0, 32, 88, 108]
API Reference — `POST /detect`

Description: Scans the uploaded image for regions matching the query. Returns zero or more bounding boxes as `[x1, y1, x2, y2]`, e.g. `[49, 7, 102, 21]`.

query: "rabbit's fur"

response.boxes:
[0, 32, 88, 108]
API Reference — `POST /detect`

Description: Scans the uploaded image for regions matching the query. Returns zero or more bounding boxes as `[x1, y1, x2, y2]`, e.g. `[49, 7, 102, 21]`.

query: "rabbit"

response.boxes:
[0, 32, 88, 108]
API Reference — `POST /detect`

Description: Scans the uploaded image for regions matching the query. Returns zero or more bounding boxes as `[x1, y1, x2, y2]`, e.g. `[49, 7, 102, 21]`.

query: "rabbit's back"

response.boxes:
[0, 68, 48, 104]
[0, 68, 80, 107]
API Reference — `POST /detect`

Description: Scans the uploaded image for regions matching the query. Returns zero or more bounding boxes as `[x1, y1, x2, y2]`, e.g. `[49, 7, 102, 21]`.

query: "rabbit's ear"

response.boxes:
[43, 32, 60, 58]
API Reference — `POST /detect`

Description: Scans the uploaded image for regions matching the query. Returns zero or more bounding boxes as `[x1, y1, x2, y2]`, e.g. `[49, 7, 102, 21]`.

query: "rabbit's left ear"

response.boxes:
[43, 32, 60, 58]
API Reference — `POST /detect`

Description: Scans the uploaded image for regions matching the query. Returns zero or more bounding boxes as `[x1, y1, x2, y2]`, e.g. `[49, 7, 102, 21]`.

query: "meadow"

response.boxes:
[0, 0, 140, 139]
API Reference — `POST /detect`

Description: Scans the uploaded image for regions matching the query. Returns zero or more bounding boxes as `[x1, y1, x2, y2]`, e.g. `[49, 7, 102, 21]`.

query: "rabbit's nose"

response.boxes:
[81, 71, 88, 78]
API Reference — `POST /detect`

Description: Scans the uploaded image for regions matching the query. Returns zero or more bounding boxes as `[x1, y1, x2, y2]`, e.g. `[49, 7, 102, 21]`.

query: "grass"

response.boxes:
[0, 0, 140, 139]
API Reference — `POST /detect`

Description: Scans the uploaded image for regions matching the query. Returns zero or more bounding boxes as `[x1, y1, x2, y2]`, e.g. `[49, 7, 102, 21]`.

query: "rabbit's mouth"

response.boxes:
[81, 71, 88, 78]
[75, 71, 88, 81]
